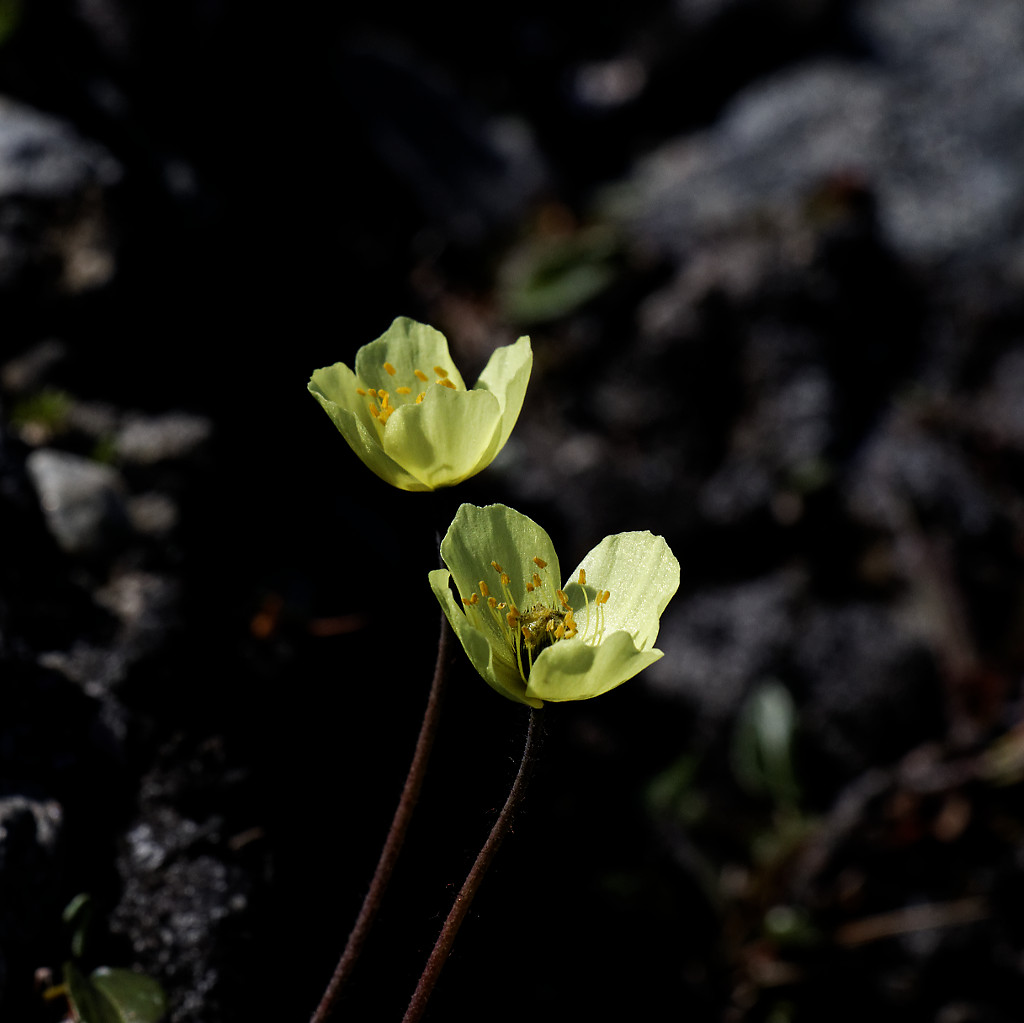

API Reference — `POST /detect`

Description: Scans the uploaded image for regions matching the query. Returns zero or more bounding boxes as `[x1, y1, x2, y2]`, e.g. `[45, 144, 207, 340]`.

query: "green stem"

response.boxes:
[401, 707, 544, 1023]
[310, 611, 454, 1023]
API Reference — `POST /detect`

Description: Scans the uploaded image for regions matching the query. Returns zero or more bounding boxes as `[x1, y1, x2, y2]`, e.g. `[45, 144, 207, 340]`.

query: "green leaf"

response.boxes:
[64, 963, 167, 1023]
[90, 968, 167, 1023]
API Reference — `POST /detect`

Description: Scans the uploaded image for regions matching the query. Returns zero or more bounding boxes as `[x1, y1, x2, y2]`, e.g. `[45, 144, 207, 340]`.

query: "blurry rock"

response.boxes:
[0, 795, 63, 932]
[0, 96, 120, 295]
[609, 0, 1024, 265]
[645, 571, 800, 724]
[338, 37, 548, 246]
[115, 412, 211, 465]
[795, 602, 942, 780]
[25, 448, 129, 557]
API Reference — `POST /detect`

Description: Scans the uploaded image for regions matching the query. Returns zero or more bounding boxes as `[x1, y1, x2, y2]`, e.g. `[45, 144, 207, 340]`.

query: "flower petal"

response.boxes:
[440, 503, 560, 620]
[307, 364, 427, 491]
[563, 531, 679, 651]
[472, 336, 532, 457]
[429, 569, 540, 707]
[525, 629, 663, 702]
[383, 385, 502, 489]
[355, 317, 467, 391]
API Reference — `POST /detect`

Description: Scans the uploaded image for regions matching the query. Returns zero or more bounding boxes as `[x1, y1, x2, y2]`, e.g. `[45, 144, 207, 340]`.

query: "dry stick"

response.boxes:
[310, 612, 454, 1023]
[402, 707, 544, 1023]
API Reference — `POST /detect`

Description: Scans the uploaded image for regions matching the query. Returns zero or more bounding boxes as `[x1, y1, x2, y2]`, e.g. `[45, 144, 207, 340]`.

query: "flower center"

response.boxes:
[460, 557, 610, 682]
[355, 361, 458, 425]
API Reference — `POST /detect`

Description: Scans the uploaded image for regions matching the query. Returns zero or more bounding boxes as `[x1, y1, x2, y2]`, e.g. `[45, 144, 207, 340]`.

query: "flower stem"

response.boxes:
[401, 707, 544, 1023]
[310, 611, 454, 1023]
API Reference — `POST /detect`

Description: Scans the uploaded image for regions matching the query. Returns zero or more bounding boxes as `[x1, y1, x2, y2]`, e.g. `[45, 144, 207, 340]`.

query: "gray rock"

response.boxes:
[25, 448, 129, 557]
[0, 795, 64, 940]
[645, 571, 801, 724]
[0, 97, 120, 293]
[607, 0, 1024, 264]
[115, 413, 212, 465]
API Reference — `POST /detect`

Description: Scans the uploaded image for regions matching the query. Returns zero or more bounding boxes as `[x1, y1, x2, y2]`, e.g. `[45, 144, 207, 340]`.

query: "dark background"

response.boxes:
[2, 0, 1024, 1020]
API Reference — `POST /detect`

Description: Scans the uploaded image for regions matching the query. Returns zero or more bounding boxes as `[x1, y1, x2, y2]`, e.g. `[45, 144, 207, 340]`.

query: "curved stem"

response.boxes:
[402, 707, 544, 1023]
[310, 611, 454, 1023]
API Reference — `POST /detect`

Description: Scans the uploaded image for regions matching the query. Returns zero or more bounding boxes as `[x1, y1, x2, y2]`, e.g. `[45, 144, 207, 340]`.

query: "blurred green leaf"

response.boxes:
[731, 680, 801, 807]
[64, 962, 166, 1023]
[62, 893, 95, 961]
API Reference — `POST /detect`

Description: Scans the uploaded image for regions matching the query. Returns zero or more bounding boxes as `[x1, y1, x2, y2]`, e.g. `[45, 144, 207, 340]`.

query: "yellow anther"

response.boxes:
[501, 573, 510, 587]
[434, 365, 449, 378]
[578, 569, 586, 586]
[556, 589, 570, 610]
[415, 392, 426, 403]
[369, 405, 380, 419]
[488, 596, 497, 608]
[367, 388, 378, 398]
[479, 581, 489, 597]
[356, 387, 367, 396]
[396, 386, 412, 395]
[379, 392, 390, 410]
[384, 362, 397, 376]
[463, 594, 479, 606]
[438, 378, 456, 389]
[507, 611, 518, 628]
[532, 573, 542, 588]
[526, 583, 535, 593]
[491, 561, 503, 573]
[546, 619, 556, 632]
[533, 556, 547, 569]
[414, 369, 429, 382]
[497, 602, 506, 609]
[598, 590, 611, 604]
[555, 623, 565, 639]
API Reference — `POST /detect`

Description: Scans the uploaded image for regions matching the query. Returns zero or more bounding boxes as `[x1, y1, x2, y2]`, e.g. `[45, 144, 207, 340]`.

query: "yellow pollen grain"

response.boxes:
[396, 386, 412, 395]
[414, 369, 429, 382]
[384, 362, 397, 376]
[433, 365, 449, 378]
[438, 378, 456, 390]
[533, 556, 547, 569]
[479, 581, 489, 597]
[578, 569, 586, 586]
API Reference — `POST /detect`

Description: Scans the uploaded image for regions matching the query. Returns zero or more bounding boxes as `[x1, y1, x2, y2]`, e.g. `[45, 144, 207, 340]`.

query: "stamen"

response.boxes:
[438, 378, 456, 390]
[384, 362, 397, 376]
[479, 581, 489, 598]
[525, 583, 535, 592]
[501, 573, 511, 588]
[356, 387, 367, 396]
[556, 589, 570, 610]
[434, 366, 449, 378]
[414, 369, 429, 382]
[415, 392, 426, 404]
[396, 386, 412, 395]
[367, 388, 378, 398]
[488, 597, 497, 608]
[578, 569, 586, 586]
[462, 595, 479, 606]
[369, 405, 380, 419]
[533, 557, 547, 569]
[491, 561, 503, 573]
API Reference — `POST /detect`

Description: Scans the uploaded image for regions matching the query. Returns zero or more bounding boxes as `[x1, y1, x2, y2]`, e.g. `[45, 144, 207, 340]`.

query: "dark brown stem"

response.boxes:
[402, 707, 544, 1023]
[310, 611, 454, 1023]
